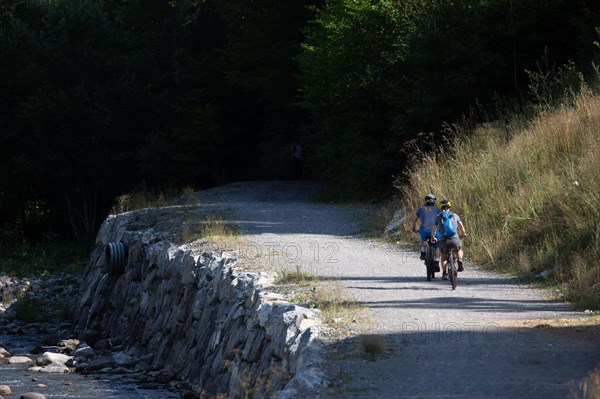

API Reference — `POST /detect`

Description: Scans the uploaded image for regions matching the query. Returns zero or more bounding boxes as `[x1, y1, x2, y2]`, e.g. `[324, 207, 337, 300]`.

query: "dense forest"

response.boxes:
[1, 0, 599, 243]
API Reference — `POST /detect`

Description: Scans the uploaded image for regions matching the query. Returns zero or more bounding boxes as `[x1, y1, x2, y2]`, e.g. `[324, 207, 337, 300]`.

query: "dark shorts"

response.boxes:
[440, 235, 461, 254]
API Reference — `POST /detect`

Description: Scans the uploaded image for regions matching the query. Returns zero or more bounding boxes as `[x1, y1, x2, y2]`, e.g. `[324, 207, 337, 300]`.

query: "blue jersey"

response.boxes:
[416, 206, 440, 232]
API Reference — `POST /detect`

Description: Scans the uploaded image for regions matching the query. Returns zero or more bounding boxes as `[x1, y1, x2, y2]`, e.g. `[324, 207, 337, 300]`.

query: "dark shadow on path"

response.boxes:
[315, 274, 527, 287]
[361, 296, 572, 314]
[323, 325, 600, 399]
[313, 275, 573, 315]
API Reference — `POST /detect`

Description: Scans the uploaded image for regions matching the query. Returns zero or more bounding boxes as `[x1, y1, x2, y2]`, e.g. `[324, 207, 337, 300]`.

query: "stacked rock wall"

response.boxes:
[73, 211, 322, 398]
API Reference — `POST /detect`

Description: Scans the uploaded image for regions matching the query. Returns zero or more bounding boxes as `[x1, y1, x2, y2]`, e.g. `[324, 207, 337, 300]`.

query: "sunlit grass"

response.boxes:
[391, 89, 600, 309]
[275, 265, 319, 285]
[182, 216, 241, 248]
[571, 366, 600, 399]
[275, 266, 370, 338]
[111, 185, 199, 214]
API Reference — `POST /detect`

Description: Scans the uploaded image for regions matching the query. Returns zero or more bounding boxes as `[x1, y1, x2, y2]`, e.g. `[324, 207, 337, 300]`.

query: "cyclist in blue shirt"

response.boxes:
[411, 194, 441, 271]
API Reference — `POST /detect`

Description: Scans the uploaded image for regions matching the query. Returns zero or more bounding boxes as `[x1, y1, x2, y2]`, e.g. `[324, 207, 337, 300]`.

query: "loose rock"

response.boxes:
[9, 356, 32, 364]
[19, 393, 47, 399]
[36, 352, 72, 366]
[39, 362, 70, 374]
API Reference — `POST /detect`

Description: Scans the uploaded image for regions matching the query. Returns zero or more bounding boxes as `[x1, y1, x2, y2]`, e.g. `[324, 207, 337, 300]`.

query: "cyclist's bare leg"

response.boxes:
[455, 247, 465, 271]
[420, 240, 428, 259]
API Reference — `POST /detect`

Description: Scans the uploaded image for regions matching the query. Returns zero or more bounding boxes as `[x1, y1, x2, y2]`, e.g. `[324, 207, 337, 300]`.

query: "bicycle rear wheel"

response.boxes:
[426, 245, 435, 281]
[448, 252, 458, 290]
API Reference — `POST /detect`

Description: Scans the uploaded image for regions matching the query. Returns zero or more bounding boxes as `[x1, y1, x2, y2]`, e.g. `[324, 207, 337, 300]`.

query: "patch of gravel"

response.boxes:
[198, 181, 599, 399]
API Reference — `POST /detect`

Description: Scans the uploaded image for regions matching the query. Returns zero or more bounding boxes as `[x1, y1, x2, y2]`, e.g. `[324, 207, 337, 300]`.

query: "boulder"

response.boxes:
[36, 352, 72, 366]
[8, 356, 32, 364]
[39, 362, 70, 373]
[0, 347, 10, 358]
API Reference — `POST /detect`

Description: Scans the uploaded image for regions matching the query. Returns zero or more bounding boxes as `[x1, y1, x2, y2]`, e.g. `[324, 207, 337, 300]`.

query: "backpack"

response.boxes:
[440, 211, 457, 237]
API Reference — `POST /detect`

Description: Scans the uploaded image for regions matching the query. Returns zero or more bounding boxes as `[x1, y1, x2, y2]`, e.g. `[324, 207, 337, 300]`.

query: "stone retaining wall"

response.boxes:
[73, 210, 323, 398]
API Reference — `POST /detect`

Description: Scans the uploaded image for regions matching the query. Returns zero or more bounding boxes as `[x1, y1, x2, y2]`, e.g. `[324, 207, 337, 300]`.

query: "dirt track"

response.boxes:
[200, 180, 600, 399]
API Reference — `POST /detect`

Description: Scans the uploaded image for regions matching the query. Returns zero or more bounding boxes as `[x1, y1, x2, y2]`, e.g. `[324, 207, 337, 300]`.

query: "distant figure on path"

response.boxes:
[291, 139, 303, 180]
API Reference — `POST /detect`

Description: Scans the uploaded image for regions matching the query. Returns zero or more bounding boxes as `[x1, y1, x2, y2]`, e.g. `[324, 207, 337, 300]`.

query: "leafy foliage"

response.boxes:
[297, 0, 418, 198]
[0, 0, 599, 244]
[297, 0, 600, 197]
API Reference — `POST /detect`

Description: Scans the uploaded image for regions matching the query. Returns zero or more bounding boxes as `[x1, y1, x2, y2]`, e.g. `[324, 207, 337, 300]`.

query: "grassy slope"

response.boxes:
[393, 89, 600, 309]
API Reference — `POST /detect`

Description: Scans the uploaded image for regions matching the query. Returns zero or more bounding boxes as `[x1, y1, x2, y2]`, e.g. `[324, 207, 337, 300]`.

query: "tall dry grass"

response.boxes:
[396, 89, 600, 309]
[111, 185, 198, 214]
[571, 366, 600, 399]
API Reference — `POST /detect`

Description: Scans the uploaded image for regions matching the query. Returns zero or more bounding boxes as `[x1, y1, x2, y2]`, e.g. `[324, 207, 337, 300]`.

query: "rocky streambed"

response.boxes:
[0, 274, 182, 399]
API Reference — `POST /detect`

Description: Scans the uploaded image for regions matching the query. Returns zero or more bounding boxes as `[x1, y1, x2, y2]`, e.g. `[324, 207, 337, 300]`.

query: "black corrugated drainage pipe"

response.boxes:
[105, 242, 128, 277]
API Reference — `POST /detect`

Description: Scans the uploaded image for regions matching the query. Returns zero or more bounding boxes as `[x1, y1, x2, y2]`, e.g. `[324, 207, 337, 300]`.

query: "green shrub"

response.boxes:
[0, 238, 92, 277]
[12, 295, 44, 321]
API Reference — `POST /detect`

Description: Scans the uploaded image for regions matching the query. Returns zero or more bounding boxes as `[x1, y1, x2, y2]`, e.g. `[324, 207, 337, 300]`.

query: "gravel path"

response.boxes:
[200, 181, 600, 399]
